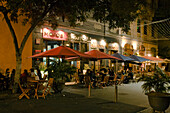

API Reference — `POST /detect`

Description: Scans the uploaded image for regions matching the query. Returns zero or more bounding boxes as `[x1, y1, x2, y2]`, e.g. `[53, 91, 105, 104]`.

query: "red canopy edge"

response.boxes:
[141, 56, 164, 61]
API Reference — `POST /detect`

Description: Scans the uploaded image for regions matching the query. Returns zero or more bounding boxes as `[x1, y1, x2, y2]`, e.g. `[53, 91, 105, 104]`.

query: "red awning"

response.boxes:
[30, 46, 94, 59]
[85, 50, 121, 60]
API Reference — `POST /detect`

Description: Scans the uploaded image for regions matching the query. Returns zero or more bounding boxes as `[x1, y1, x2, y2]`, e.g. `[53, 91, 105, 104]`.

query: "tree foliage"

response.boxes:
[1, 0, 147, 33]
[0, 0, 147, 84]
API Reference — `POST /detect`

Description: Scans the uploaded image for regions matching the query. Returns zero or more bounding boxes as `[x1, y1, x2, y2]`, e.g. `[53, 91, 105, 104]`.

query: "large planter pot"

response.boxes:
[146, 92, 170, 112]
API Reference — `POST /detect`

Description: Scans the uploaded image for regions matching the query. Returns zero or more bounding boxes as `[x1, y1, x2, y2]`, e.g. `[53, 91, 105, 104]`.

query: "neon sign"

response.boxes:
[43, 28, 68, 41]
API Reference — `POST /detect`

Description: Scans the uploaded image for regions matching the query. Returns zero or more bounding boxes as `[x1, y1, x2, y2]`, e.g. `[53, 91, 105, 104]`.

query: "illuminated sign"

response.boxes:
[43, 28, 68, 41]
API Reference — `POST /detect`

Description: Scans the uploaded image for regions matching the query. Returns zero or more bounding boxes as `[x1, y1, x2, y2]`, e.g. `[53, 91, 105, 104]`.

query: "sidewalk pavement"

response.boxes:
[64, 85, 170, 113]
[0, 91, 145, 113]
[0, 84, 169, 113]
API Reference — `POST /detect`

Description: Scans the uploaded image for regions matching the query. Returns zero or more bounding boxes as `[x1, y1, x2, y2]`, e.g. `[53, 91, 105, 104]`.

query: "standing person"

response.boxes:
[37, 69, 42, 80]
[10, 69, 15, 91]
[84, 69, 91, 88]
[5, 68, 10, 78]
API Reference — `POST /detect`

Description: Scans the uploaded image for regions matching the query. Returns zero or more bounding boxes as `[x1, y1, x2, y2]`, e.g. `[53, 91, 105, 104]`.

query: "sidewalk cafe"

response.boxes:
[0, 46, 169, 100]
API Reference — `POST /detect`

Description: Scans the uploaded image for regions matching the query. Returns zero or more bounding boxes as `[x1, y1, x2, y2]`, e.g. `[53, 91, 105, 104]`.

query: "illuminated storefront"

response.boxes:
[32, 27, 91, 69]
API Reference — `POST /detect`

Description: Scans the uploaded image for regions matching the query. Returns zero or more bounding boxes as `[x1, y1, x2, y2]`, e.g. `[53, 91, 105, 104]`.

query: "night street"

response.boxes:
[64, 81, 170, 112]
[0, 0, 170, 113]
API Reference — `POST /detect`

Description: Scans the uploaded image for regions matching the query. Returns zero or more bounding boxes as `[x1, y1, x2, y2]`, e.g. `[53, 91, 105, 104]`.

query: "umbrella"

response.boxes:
[141, 56, 164, 63]
[85, 50, 121, 73]
[30, 46, 94, 59]
[112, 53, 134, 61]
[85, 50, 121, 60]
[129, 55, 150, 62]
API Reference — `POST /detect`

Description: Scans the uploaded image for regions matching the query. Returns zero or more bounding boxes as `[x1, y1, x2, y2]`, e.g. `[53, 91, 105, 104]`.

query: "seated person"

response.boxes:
[78, 69, 84, 83]
[0, 72, 5, 89]
[20, 69, 29, 87]
[100, 67, 107, 81]
[128, 70, 134, 80]
[29, 68, 36, 77]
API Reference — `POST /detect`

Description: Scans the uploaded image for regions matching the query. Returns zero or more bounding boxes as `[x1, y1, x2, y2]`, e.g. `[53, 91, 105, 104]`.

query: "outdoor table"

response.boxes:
[27, 80, 48, 99]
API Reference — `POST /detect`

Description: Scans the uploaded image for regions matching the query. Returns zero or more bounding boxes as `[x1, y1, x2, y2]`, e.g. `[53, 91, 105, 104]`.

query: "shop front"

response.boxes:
[32, 27, 91, 70]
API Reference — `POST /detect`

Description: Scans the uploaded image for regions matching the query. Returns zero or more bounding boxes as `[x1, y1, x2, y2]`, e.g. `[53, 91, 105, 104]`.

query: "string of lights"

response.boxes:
[140, 18, 170, 39]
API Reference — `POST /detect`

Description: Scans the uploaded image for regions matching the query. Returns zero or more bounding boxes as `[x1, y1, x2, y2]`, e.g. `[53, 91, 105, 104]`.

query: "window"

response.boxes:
[144, 22, 147, 35]
[137, 19, 140, 33]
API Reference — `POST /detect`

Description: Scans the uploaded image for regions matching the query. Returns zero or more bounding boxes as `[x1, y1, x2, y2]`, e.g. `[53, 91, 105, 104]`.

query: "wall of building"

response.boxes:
[0, 16, 32, 73]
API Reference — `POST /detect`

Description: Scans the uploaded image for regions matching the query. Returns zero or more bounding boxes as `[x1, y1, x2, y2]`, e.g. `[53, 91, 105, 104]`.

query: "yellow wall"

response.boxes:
[0, 17, 32, 74]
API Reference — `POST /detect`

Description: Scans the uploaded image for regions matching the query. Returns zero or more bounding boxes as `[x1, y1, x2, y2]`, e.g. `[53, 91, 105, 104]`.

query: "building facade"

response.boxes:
[0, 0, 159, 72]
[32, 13, 158, 71]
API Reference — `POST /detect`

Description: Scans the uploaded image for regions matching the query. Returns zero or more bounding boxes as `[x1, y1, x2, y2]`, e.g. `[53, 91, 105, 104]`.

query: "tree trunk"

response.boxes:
[13, 53, 22, 93]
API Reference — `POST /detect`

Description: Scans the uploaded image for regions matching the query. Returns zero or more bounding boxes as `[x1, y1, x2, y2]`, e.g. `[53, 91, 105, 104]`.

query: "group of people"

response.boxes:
[0, 68, 15, 91]
[82, 67, 115, 87]
[0, 67, 44, 91]
[20, 68, 42, 84]
[80, 66, 136, 88]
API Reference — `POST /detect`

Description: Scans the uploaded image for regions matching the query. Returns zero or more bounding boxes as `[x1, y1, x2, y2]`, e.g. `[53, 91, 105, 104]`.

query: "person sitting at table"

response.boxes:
[0, 72, 5, 90]
[30, 68, 36, 77]
[20, 69, 29, 87]
[35, 74, 40, 80]
[100, 66, 107, 81]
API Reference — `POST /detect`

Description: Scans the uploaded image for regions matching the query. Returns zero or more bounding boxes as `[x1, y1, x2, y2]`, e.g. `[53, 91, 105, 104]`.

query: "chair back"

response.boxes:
[113, 74, 118, 81]
[103, 76, 109, 83]
[120, 75, 125, 81]
[18, 81, 23, 91]
[48, 78, 54, 87]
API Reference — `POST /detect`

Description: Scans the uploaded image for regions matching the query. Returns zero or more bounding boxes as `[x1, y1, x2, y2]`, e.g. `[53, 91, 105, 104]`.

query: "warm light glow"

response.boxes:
[40, 29, 43, 33]
[136, 52, 139, 55]
[70, 33, 76, 39]
[121, 39, 127, 48]
[91, 39, 97, 48]
[156, 55, 159, 58]
[81, 35, 88, 41]
[43, 28, 49, 33]
[132, 41, 137, 50]
[108, 43, 119, 51]
[112, 43, 118, 47]
[66, 44, 70, 46]
[58, 30, 64, 35]
[148, 54, 151, 57]
[100, 39, 106, 47]
[91, 39, 97, 43]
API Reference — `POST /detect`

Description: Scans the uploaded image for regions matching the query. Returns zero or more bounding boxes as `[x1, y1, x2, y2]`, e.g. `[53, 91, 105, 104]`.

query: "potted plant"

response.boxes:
[46, 59, 77, 93]
[39, 62, 47, 75]
[138, 66, 170, 112]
